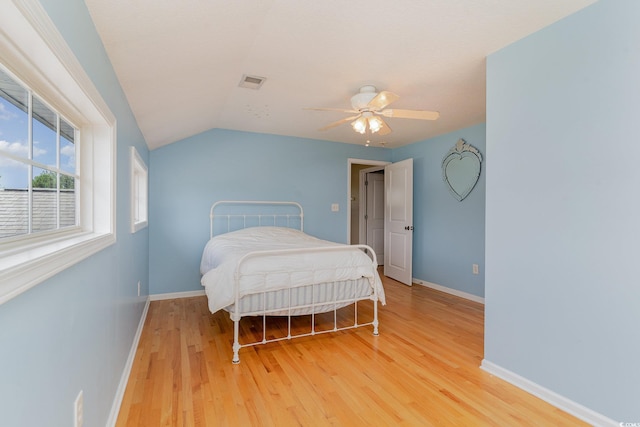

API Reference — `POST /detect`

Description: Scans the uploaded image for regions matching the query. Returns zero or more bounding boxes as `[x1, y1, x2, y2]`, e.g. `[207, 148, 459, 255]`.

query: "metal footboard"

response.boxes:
[230, 245, 380, 364]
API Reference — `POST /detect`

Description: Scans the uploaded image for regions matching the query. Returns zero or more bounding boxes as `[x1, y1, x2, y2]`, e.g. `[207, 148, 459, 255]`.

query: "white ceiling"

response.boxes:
[85, 0, 596, 150]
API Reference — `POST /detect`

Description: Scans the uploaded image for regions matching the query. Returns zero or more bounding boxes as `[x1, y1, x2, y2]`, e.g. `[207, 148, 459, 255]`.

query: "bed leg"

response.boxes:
[232, 319, 241, 364]
[373, 300, 379, 336]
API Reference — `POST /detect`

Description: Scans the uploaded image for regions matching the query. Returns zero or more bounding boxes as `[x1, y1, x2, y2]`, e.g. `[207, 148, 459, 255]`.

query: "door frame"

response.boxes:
[347, 158, 390, 244]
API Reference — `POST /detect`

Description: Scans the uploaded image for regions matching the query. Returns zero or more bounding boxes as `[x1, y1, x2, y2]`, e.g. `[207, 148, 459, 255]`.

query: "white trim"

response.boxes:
[480, 360, 618, 427]
[0, 233, 114, 305]
[358, 165, 386, 246]
[150, 290, 206, 301]
[130, 146, 148, 233]
[106, 297, 150, 427]
[13, 0, 116, 125]
[413, 278, 485, 304]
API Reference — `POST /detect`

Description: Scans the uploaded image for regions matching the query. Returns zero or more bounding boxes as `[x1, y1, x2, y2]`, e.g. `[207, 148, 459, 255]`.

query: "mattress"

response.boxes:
[200, 226, 385, 314]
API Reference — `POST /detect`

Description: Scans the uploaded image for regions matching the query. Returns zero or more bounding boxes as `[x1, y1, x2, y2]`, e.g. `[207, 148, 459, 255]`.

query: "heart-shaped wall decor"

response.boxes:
[442, 139, 482, 201]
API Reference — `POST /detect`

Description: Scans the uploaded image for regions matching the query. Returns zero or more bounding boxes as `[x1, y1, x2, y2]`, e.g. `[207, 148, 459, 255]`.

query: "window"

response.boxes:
[0, 67, 79, 239]
[130, 146, 148, 233]
[0, 0, 116, 305]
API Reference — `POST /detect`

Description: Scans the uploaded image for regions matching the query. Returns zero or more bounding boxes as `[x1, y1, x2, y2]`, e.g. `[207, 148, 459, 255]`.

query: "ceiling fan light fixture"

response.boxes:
[352, 117, 367, 134]
[368, 116, 383, 133]
[310, 85, 439, 136]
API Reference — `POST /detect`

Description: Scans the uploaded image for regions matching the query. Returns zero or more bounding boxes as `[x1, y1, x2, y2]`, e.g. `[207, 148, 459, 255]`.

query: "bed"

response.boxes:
[200, 200, 385, 363]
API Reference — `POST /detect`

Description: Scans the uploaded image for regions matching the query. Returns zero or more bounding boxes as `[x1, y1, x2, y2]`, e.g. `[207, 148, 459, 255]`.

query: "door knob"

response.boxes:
[404, 225, 414, 231]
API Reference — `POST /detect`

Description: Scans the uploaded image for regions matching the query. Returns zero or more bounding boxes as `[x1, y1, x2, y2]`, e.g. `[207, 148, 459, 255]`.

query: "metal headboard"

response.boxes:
[209, 200, 304, 238]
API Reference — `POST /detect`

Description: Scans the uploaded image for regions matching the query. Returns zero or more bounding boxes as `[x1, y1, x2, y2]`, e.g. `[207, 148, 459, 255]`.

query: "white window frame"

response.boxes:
[0, 69, 81, 239]
[130, 146, 148, 233]
[0, 0, 116, 305]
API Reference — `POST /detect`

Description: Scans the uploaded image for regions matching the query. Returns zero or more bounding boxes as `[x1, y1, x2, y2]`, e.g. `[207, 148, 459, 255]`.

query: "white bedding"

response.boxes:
[200, 227, 386, 314]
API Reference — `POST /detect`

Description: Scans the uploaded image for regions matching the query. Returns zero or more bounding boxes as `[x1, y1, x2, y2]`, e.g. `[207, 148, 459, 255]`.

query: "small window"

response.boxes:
[130, 146, 148, 233]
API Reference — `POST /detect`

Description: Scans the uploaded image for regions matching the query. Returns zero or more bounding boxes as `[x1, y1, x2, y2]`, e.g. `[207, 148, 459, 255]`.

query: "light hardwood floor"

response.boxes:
[116, 274, 586, 426]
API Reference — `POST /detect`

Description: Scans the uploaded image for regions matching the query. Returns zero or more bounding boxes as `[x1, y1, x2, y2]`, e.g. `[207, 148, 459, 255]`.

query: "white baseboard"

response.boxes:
[106, 296, 150, 427]
[150, 289, 206, 301]
[413, 278, 485, 304]
[480, 360, 618, 427]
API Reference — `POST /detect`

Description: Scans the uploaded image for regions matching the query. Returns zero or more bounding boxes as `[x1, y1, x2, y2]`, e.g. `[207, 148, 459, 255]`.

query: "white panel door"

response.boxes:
[384, 158, 413, 286]
[366, 172, 385, 262]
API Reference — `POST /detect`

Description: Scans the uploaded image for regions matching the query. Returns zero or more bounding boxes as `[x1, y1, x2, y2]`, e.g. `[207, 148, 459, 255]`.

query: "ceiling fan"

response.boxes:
[306, 85, 439, 136]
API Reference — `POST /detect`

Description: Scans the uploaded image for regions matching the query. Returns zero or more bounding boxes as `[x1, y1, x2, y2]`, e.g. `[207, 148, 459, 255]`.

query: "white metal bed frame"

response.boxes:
[208, 200, 381, 363]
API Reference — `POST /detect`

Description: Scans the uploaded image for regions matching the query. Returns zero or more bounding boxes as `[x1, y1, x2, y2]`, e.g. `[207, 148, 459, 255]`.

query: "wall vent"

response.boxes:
[239, 74, 266, 90]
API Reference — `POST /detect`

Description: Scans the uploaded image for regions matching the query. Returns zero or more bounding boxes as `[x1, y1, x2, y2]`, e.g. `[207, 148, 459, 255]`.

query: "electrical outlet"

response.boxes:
[472, 264, 479, 275]
[74, 390, 83, 427]
[331, 203, 339, 212]
[137, 281, 141, 297]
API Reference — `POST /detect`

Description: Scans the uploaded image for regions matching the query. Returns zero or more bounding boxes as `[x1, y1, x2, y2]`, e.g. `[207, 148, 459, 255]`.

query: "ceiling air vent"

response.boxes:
[239, 74, 266, 90]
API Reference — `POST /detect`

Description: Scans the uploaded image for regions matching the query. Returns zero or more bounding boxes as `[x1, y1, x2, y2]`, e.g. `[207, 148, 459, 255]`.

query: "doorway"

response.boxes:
[362, 169, 385, 261]
[347, 159, 389, 247]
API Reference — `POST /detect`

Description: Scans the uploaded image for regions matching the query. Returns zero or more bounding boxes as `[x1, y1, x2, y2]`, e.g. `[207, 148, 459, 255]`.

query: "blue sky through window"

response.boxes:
[0, 90, 76, 189]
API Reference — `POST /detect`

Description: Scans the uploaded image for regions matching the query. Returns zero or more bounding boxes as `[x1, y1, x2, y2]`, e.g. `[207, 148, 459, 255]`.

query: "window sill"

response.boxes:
[0, 231, 115, 305]
[131, 220, 148, 234]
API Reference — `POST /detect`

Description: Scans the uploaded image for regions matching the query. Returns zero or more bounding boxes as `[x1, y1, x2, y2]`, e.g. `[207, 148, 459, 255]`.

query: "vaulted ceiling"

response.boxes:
[85, 0, 596, 150]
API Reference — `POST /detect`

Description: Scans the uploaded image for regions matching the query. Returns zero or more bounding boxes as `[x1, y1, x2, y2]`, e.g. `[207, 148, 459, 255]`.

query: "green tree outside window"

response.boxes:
[32, 170, 74, 189]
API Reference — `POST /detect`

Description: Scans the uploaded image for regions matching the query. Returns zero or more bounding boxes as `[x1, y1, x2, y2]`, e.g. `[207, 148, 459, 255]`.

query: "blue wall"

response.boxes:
[393, 123, 485, 297]
[485, 0, 639, 421]
[0, 1, 149, 426]
[149, 129, 390, 294]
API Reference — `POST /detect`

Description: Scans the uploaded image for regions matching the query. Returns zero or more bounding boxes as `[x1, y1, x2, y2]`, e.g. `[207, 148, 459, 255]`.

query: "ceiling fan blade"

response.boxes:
[378, 109, 440, 120]
[376, 117, 392, 136]
[367, 91, 399, 110]
[305, 107, 359, 114]
[319, 115, 361, 131]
